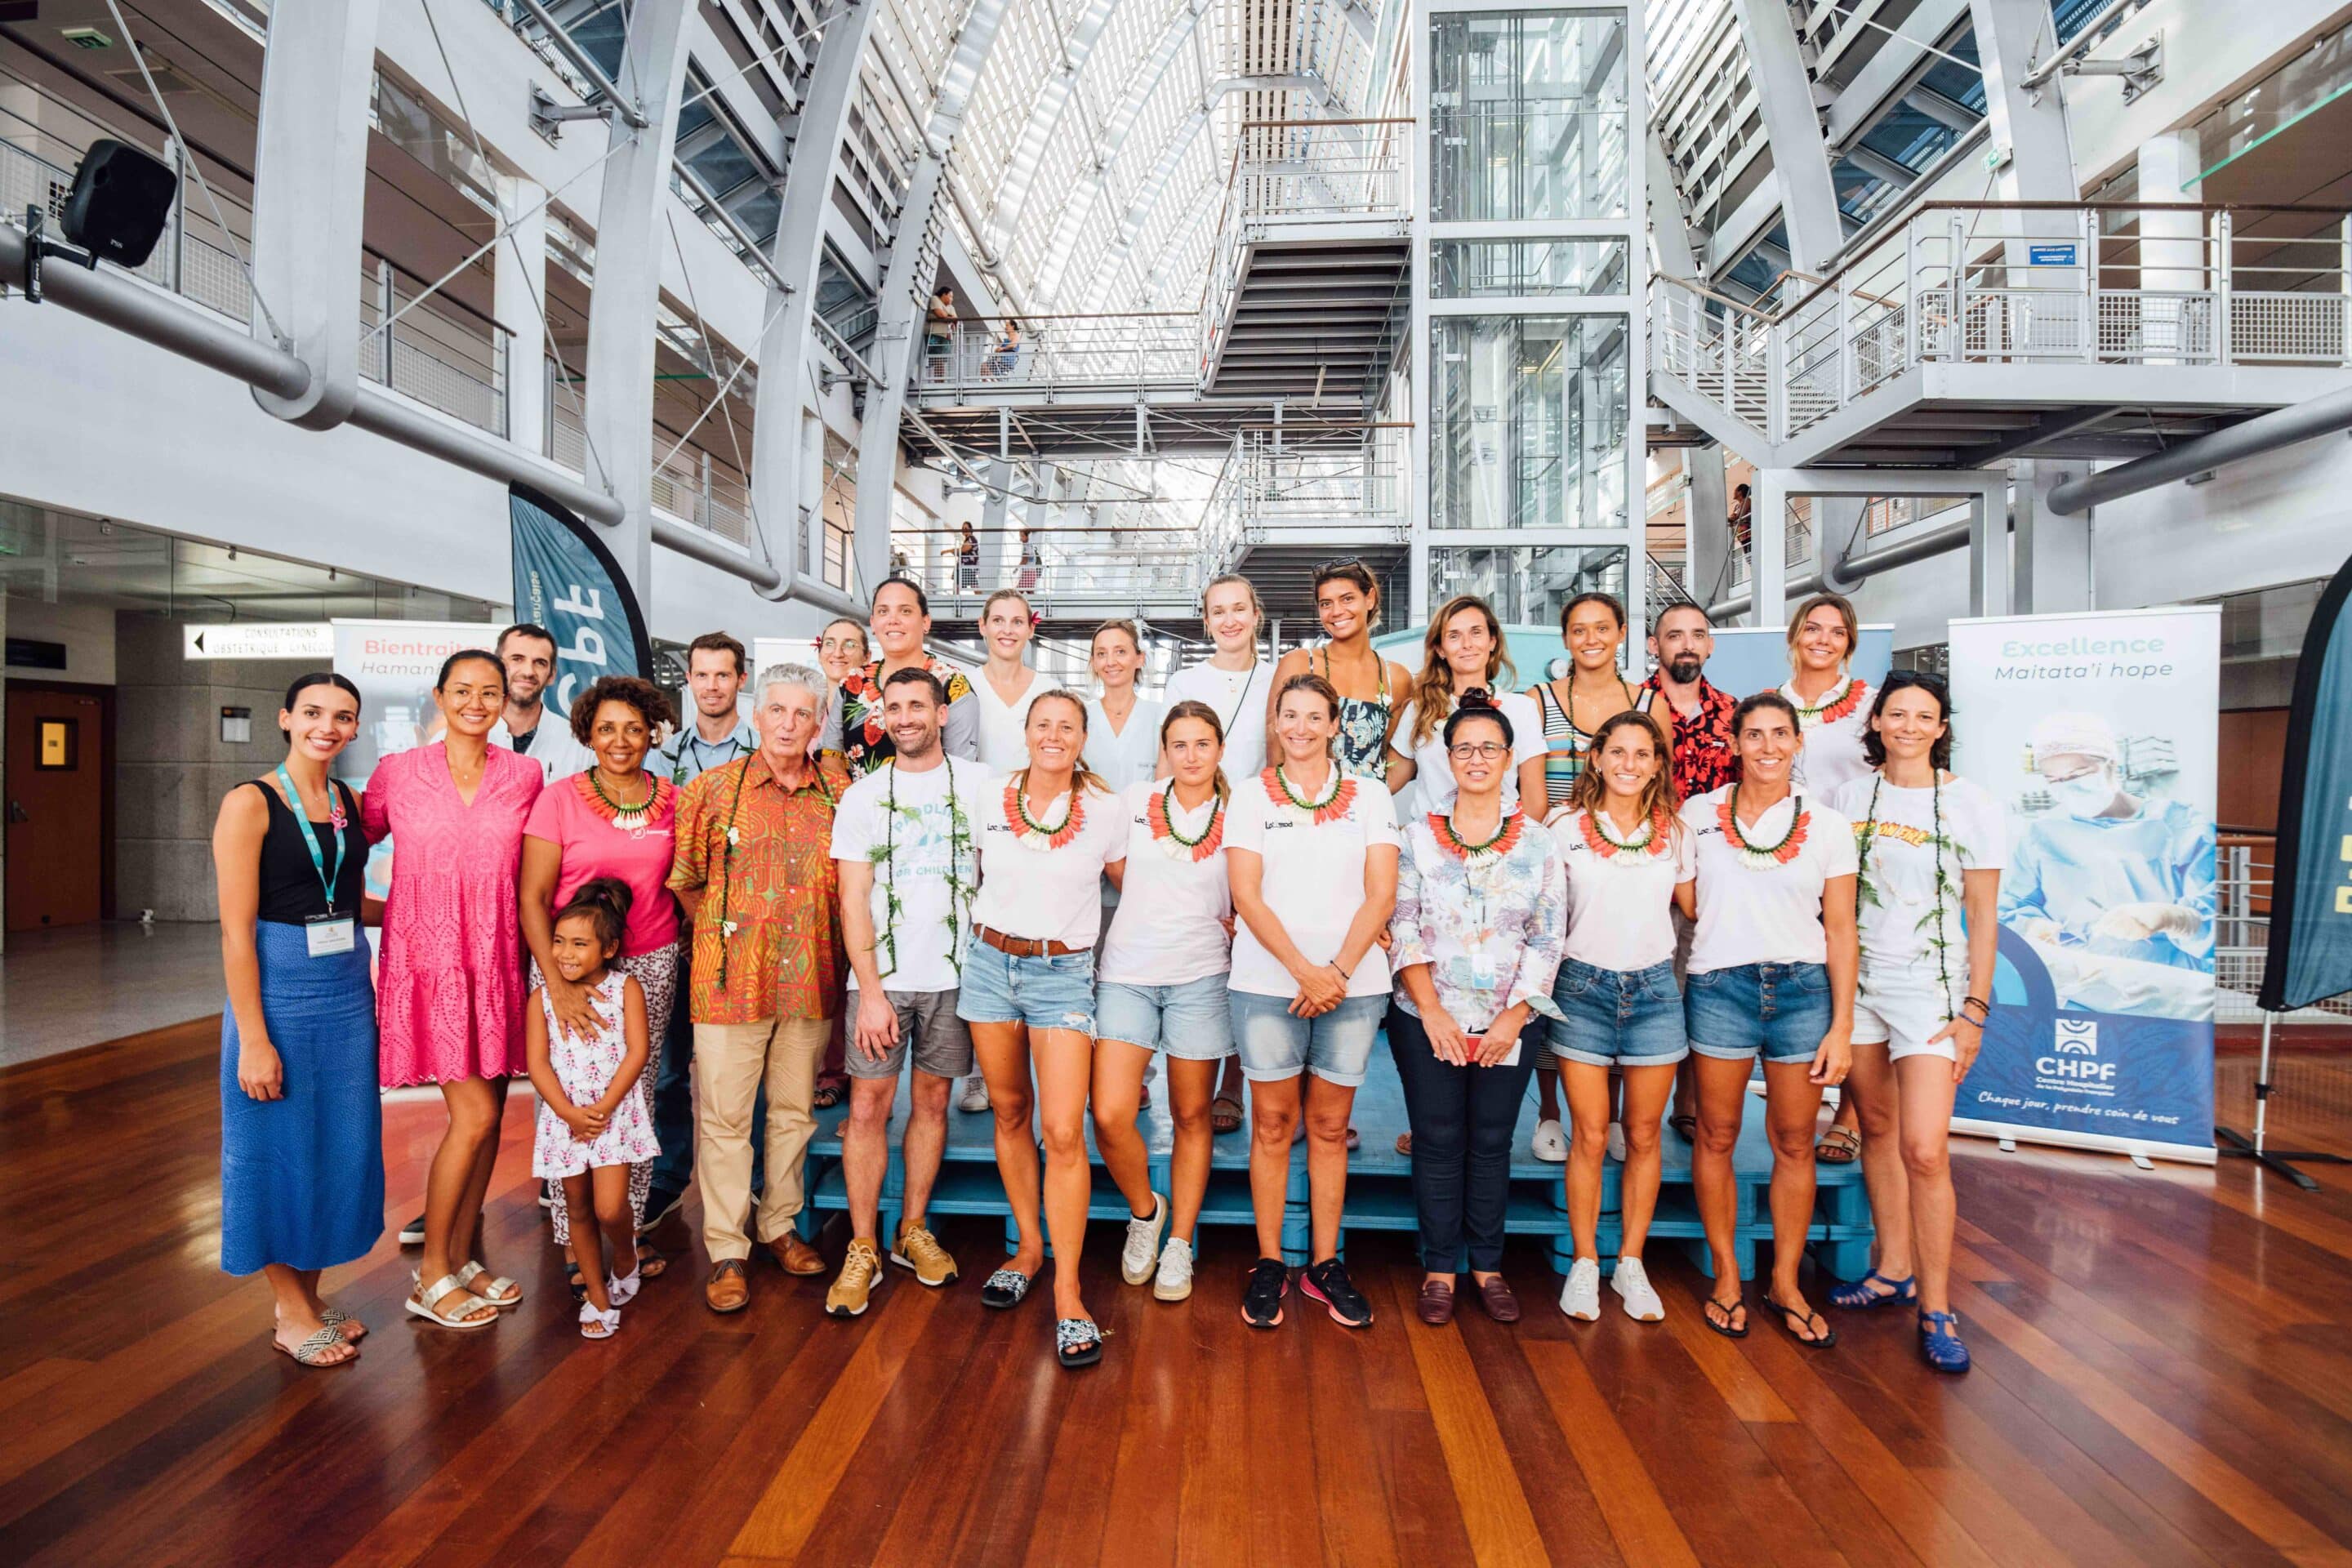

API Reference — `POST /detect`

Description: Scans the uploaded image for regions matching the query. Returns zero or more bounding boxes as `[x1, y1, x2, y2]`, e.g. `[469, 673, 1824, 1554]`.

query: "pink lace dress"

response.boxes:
[363, 742, 545, 1085]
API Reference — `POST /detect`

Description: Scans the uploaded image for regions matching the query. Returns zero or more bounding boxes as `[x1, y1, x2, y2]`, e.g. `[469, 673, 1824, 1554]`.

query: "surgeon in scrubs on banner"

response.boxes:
[2001, 711, 2215, 974]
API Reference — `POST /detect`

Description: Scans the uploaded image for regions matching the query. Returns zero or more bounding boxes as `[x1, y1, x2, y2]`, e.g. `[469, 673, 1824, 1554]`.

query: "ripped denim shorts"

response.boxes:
[954, 942, 1098, 1036]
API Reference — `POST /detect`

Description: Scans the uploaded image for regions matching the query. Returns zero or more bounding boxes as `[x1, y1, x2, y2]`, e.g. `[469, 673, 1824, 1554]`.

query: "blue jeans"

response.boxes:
[650, 991, 767, 1198]
[1387, 1004, 1535, 1272]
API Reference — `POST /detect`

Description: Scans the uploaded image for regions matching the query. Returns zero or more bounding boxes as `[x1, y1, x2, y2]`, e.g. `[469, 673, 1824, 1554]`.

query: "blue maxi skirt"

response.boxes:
[220, 920, 386, 1275]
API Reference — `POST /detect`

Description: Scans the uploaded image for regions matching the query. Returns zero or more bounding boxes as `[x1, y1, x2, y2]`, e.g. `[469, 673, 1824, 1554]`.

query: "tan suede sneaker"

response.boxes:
[889, 1219, 959, 1287]
[826, 1240, 883, 1318]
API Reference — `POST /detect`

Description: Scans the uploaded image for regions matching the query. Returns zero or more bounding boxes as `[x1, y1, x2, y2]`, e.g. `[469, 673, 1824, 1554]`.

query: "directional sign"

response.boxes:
[182, 623, 334, 661]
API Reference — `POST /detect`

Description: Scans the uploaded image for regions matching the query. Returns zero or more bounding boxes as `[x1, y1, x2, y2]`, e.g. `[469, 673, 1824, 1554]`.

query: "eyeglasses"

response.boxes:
[1449, 742, 1509, 761]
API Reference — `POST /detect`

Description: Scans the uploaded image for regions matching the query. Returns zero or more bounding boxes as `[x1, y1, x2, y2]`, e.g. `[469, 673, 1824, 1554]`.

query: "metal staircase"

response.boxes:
[1650, 202, 2352, 470]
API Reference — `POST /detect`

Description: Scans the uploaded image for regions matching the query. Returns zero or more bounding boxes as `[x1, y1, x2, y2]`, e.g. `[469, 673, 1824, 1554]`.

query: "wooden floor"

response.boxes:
[8, 1022, 2352, 1567]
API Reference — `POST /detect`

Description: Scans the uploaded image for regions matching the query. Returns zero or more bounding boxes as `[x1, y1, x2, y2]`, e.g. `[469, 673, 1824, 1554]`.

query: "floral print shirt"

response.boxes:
[826, 657, 980, 777]
[1640, 673, 1740, 800]
[668, 755, 844, 1025]
[1389, 806, 1567, 1032]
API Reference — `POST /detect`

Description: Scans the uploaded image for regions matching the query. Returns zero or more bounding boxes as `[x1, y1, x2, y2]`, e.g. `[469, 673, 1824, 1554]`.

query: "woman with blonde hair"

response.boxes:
[958, 692, 1129, 1367]
[1094, 700, 1236, 1303]
[1085, 619, 1165, 791]
[1387, 595, 1546, 813]
[1545, 710, 1691, 1325]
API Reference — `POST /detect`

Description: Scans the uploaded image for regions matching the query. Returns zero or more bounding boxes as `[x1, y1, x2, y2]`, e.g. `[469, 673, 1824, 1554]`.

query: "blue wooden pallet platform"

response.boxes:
[796, 1037, 1871, 1281]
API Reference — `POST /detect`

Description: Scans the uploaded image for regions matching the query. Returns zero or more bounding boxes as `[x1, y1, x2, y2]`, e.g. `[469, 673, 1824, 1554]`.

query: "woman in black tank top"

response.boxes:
[212, 672, 384, 1368]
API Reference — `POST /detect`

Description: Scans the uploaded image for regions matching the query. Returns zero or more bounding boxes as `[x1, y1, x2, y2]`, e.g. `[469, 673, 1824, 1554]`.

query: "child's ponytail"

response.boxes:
[556, 875, 635, 950]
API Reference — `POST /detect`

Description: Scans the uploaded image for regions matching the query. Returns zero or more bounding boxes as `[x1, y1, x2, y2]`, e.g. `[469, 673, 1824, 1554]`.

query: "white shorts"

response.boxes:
[1851, 961, 1962, 1062]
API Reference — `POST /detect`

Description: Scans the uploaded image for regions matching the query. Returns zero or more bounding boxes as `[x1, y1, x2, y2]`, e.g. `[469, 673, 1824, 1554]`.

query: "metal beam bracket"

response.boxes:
[530, 86, 618, 144]
[2047, 31, 2162, 104]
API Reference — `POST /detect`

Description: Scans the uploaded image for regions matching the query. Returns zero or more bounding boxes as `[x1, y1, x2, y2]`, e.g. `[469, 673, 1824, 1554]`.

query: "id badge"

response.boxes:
[1468, 952, 1499, 988]
[305, 915, 357, 957]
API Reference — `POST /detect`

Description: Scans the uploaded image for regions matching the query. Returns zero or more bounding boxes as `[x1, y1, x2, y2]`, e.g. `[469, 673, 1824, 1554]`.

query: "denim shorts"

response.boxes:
[1551, 959, 1689, 1067]
[1096, 973, 1236, 1060]
[1230, 990, 1387, 1087]
[955, 943, 1098, 1036]
[1685, 962, 1833, 1064]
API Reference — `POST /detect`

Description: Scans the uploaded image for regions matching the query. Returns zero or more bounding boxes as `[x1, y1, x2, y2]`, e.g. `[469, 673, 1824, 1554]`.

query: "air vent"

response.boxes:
[106, 61, 197, 96]
[60, 26, 114, 50]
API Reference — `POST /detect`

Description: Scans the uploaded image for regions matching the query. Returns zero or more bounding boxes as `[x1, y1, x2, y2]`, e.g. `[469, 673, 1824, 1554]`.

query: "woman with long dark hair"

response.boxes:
[959, 692, 1129, 1367]
[1824, 673, 2002, 1373]
[1267, 560, 1412, 784]
[1681, 692, 1858, 1349]
[214, 673, 382, 1366]
[1388, 594, 1546, 812]
[1388, 695, 1565, 1325]
[365, 649, 545, 1330]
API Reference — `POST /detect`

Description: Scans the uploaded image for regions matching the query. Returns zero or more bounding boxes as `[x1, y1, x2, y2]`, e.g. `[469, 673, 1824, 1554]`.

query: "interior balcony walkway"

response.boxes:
[1650, 202, 2352, 470]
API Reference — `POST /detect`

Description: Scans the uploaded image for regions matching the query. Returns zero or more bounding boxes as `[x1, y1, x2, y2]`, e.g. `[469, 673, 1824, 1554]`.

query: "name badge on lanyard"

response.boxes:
[280, 764, 355, 959]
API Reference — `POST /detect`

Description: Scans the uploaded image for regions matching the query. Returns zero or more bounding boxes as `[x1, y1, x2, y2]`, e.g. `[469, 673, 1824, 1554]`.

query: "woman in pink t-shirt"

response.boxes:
[520, 676, 684, 1285]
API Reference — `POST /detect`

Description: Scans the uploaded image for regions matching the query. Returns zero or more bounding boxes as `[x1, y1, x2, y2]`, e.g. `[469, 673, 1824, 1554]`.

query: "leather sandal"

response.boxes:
[405, 1273, 499, 1330]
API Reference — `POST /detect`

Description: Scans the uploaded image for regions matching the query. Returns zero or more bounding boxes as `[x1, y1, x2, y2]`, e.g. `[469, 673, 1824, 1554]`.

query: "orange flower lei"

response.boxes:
[1003, 778, 1085, 850]
[1790, 678, 1868, 728]
[1147, 782, 1224, 862]
[1717, 788, 1811, 869]
[1263, 764, 1356, 825]
[1579, 805, 1669, 859]
[1429, 808, 1525, 862]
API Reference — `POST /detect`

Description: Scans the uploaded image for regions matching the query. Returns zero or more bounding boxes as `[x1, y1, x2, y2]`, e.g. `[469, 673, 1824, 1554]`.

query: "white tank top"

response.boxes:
[973, 666, 1042, 770]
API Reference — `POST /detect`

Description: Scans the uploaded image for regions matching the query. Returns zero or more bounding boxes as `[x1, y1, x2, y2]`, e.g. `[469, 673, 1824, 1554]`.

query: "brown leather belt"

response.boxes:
[975, 925, 1080, 959]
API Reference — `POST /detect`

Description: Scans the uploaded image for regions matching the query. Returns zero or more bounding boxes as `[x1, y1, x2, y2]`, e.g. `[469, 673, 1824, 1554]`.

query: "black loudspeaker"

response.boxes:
[60, 139, 177, 268]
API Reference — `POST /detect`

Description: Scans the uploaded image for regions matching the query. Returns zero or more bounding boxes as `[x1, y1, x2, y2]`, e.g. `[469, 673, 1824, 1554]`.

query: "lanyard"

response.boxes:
[277, 764, 348, 915]
[672, 729, 746, 785]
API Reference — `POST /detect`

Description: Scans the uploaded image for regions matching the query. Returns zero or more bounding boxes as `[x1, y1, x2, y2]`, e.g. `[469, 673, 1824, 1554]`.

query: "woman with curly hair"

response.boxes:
[520, 675, 685, 1290]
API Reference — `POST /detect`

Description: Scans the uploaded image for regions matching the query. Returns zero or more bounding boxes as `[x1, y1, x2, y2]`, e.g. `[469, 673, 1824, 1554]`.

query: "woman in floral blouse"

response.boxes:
[1388, 693, 1566, 1328]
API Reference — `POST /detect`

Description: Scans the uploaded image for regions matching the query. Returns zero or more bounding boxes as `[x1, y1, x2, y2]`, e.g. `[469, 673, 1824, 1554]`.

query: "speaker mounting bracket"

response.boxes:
[13, 207, 96, 305]
[530, 87, 619, 145]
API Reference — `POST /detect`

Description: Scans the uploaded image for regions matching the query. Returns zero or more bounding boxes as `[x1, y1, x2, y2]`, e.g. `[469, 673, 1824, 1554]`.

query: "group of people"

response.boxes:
[215, 564, 1995, 1379]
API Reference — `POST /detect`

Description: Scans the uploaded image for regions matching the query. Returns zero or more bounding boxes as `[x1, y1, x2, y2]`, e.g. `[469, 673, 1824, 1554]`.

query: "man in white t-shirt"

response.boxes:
[825, 666, 991, 1318]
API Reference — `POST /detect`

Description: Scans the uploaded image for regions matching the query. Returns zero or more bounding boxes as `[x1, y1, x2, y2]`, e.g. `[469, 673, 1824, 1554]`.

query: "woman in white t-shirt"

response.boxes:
[1823, 673, 2002, 1376]
[972, 590, 1043, 771]
[956, 691, 1128, 1369]
[1083, 619, 1164, 791]
[1226, 672, 1401, 1333]
[1780, 593, 1873, 1169]
[1094, 701, 1235, 1305]
[1681, 692, 1858, 1351]
[1387, 594, 1546, 814]
[1544, 710, 1693, 1328]
[1160, 573, 1273, 1135]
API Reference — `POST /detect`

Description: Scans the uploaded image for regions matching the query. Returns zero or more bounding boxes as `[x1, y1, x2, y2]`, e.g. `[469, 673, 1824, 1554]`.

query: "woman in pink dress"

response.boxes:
[363, 648, 545, 1330]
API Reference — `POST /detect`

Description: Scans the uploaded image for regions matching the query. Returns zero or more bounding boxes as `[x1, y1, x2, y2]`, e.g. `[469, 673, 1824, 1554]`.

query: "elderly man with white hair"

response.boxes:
[2001, 710, 2216, 973]
[667, 662, 846, 1313]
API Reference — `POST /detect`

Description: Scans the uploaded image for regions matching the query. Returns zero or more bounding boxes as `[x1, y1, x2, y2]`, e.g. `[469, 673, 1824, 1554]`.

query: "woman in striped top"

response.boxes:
[1530, 592, 1657, 813]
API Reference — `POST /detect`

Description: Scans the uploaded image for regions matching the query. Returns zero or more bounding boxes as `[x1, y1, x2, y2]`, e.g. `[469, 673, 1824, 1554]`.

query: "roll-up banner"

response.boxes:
[329, 618, 503, 899]
[1947, 607, 2221, 1164]
[510, 484, 653, 711]
[2261, 551, 2352, 1011]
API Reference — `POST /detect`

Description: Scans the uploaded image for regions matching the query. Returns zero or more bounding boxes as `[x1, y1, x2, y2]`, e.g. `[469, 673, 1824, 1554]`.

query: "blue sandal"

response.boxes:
[1918, 1310, 1971, 1374]
[1828, 1270, 1916, 1311]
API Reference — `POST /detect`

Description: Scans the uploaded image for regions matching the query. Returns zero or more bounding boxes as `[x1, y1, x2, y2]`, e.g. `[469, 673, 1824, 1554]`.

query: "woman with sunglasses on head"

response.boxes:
[1094, 701, 1236, 1303]
[1680, 692, 1858, 1349]
[1523, 590, 1656, 1161]
[1824, 673, 2001, 1373]
[1388, 595, 1546, 813]
[1163, 573, 1274, 1135]
[1268, 560, 1413, 786]
[1227, 672, 1402, 1330]
[365, 650, 546, 1330]
[1545, 710, 1691, 1325]
[1780, 593, 1877, 1168]
[1389, 695, 1565, 1326]
[958, 692, 1129, 1368]
[214, 673, 381, 1367]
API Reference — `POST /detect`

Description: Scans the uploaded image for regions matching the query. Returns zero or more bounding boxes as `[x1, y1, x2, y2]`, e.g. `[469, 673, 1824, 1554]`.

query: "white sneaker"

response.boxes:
[958, 1075, 990, 1113]
[1153, 1235, 1195, 1302]
[1121, 1192, 1169, 1285]
[1531, 1118, 1569, 1163]
[1560, 1257, 1601, 1321]
[1611, 1257, 1664, 1321]
[1606, 1120, 1628, 1161]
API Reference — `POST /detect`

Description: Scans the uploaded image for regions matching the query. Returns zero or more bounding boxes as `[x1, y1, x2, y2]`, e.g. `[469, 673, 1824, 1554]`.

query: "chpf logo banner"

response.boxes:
[1947, 606, 2221, 1164]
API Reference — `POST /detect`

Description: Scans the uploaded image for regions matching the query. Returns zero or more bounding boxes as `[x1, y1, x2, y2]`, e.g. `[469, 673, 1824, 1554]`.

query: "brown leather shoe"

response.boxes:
[706, 1258, 749, 1313]
[1416, 1278, 1456, 1325]
[1475, 1275, 1521, 1324]
[768, 1232, 826, 1276]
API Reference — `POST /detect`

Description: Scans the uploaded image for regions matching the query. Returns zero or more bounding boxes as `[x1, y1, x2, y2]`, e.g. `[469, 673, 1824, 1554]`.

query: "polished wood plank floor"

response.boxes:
[7, 1018, 2352, 1566]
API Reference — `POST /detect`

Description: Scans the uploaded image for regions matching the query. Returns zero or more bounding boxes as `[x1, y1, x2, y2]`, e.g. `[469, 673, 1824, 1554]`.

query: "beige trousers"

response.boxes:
[693, 1016, 830, 1262]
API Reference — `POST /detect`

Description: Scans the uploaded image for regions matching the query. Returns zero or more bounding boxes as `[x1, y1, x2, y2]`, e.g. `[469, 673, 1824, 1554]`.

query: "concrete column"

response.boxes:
[1729, 0, 1843, 274]
[2012, 460, 2092, 613]
[579, 0, 695, 599]
[1813, 495, 1864, 591]
[494, 176, 546, 452]
[1686, 445, 1732, 609]
[851, 155, 948, 595]
[1646, 127, 1702, 280]
[247, 0, 383, 429]
[1966, 487, 2011, 618]
[1968, 0, 2077, 204]
[2140, 130, 2203, 363]
[1751, 467, 1789, 629]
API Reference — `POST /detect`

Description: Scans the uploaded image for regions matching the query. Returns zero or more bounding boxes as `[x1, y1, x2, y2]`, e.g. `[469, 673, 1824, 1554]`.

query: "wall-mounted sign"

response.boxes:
[2028, 243, 2078, 267]
[183, 623, 334, 661]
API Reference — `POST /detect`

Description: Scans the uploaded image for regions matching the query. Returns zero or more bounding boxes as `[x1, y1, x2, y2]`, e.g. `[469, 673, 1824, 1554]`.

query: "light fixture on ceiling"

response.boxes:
[60, 26, 114, 50]
[225, 546, 238, 560]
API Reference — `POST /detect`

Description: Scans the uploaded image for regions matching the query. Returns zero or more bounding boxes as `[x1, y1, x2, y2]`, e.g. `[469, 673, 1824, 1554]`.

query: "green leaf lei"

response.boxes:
[869, 759, 973, 982]
[1853, 773, 1966, 1011]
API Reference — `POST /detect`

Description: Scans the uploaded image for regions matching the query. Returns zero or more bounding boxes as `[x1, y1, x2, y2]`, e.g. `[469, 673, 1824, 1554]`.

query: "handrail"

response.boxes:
[1652, 272, 1775, 322]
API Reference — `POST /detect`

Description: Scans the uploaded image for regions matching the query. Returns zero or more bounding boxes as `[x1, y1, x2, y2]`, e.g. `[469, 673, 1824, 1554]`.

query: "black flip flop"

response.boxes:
[1764, 1293, 1838, 1350]
[1704, 1293, 1749, 1339]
